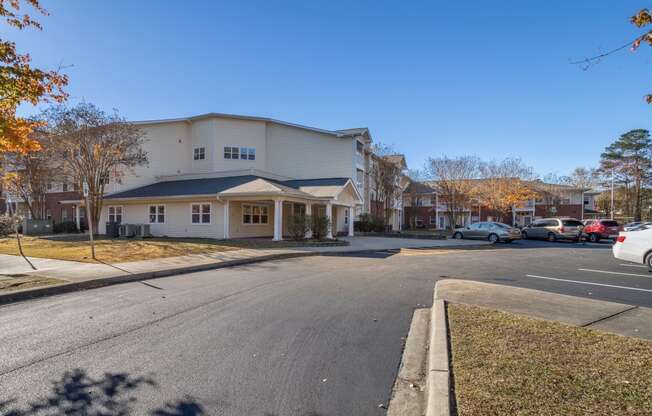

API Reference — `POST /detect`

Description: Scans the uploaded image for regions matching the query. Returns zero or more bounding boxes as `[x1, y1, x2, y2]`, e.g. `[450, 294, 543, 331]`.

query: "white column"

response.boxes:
[348, 206, 354, 237]
[273, 199, 283, 241]
[305, 202, 312, 239]
[75, 205, 81, 230]
[223, 200, 230, 239]
[326, 202, 333, 239]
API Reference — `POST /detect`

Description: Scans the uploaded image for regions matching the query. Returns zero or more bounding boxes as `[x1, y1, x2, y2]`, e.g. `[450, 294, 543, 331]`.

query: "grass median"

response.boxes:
[448, 303, 652, 416]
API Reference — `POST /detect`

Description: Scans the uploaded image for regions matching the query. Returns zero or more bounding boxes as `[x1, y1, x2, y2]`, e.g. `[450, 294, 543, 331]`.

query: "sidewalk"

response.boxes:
[0, 237, 489, 305]
[435, 279, 652, 340]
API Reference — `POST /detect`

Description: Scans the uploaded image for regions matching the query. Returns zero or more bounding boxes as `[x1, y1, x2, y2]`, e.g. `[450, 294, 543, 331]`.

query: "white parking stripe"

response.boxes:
[525, 274, 652, 292]
[620, 263, 648, 268]
[578, 268, 651, 278]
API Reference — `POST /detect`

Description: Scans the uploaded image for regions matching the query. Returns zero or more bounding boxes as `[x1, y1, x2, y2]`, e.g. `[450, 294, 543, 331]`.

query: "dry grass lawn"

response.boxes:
[448, 303, 652, 416]
[0, 274, 65, 293]
[0, 236, 240, 263]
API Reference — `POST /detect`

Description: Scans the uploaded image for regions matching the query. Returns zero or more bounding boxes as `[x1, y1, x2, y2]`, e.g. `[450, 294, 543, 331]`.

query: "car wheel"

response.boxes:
[521, 231, 528, 240]
[488, 233, 499, 243]
[547, 233, 557, 242]
[646, 252, 652, 272]
[453, 232, 463, 239]
[589, 233, 600, 243]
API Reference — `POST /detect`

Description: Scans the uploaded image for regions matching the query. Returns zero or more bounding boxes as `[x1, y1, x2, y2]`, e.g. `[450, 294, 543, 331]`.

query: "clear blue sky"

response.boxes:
[6, 0, 652, 176]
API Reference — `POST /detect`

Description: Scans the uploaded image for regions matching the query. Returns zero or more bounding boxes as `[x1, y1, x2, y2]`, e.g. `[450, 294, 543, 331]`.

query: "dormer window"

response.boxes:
[193, 147, 205, 160]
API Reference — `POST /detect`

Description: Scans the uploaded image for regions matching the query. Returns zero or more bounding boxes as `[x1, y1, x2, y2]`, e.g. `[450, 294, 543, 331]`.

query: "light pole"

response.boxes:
[610, 169, 615, 220]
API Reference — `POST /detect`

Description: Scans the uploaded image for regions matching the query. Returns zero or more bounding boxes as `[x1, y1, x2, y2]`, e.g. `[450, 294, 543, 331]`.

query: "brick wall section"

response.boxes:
[535, 204, 582, 219]
[404, 206, 438, 227]
[45, 192, 83, 223]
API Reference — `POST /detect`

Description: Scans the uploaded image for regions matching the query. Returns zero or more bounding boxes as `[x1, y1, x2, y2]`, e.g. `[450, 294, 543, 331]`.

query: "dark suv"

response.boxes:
[521, 218, 583, 242]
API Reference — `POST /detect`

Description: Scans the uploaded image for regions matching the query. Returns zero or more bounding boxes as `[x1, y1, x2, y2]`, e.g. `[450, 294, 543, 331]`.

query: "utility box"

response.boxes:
[105, 222, 120, 238]
[23, 219, 53, 236]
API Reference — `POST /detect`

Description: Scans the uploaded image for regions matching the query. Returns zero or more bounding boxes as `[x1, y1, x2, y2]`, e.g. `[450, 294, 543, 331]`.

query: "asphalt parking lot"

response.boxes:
[0, 238, 649, 415]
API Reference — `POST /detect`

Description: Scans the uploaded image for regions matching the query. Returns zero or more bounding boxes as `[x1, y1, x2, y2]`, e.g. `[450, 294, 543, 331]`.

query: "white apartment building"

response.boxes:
[94, 112, 380, 240]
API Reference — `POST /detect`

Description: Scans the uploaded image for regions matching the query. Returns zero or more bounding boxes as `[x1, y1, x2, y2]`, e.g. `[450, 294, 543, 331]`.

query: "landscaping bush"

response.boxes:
[354, 213, 385, 232]
[287, 214, 311, 241]
[53, 221, 79, 234]
[311, 214, 331, 240]
[0, 215, 15, 237]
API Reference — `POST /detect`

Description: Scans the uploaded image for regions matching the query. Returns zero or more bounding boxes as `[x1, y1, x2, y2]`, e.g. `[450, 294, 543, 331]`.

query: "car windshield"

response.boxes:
[562, 220, 583, 226]
[600, 220, 619, 227]
[493, 223, 511, 229]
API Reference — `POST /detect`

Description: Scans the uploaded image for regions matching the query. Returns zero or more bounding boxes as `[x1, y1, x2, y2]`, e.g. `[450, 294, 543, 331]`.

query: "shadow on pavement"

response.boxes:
[494, 240, 614, 250]
[0, 368, 204, 416]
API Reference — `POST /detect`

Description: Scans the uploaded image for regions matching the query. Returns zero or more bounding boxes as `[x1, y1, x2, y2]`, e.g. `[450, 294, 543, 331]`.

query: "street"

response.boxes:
[1, 241, 651, 415]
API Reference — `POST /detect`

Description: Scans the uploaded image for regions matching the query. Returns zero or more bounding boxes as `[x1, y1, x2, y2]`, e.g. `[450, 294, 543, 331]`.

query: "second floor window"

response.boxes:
[194, 147, 205, 160]
[224, 146, 255, 161]
[62, 183, 68, 192]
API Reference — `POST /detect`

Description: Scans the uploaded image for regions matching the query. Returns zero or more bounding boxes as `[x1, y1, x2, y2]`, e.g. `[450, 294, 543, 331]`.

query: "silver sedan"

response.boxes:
[452, 222, 522, 243]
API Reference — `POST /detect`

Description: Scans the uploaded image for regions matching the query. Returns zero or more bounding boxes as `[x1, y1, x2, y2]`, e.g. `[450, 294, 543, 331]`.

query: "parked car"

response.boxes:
[613, 228, 652, 271]
[521, 218, 583, 242]
[452, 221, 522, 243]
[623, 222, 641, 231]
[582, 219, 622, 243]
[626, 222, 652, 232]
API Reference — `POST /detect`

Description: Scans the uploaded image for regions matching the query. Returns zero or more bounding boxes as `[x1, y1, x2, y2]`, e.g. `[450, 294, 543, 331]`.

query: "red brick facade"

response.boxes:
[45, 191, 84, 223]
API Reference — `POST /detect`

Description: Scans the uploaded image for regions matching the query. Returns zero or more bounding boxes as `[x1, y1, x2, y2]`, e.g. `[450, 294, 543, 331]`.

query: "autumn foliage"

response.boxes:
[0, 0, 68, 153]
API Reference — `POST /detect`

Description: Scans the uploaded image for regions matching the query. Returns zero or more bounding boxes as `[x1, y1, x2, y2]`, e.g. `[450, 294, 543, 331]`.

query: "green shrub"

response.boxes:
[311, 214, 331, 240]
[53, 221, 79, 234]
[0, 215, 15, 236]
[355, 213, 385, 232]
[287, 214, 311, 241]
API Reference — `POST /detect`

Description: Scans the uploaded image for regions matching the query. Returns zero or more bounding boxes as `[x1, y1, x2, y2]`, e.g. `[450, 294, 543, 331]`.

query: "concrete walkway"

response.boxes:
[435, 279, 652, 340]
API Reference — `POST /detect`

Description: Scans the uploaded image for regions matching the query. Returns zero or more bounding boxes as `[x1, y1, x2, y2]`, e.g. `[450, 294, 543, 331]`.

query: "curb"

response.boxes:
[0, 251, 318, 307]
[426, 298, 451, 416]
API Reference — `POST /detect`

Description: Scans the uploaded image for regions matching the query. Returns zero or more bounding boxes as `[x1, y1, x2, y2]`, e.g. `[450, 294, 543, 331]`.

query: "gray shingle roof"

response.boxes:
[104, 175, 351, 200]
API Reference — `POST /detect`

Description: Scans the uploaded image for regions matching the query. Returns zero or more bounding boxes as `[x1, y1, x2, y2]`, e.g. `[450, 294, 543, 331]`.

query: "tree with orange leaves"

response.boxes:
[0, 0, 68, 154]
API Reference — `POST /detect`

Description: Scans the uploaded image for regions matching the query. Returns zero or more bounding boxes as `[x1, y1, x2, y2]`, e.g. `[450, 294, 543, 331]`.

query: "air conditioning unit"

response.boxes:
[138, 224, 151, 238]
[124, 224, 138, 237]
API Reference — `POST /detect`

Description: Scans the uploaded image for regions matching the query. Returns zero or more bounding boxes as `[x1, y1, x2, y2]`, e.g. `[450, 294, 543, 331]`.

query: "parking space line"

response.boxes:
[578, 268, 651, 278]
[525, 274, 652, 292]
[620, 263, 648, 268]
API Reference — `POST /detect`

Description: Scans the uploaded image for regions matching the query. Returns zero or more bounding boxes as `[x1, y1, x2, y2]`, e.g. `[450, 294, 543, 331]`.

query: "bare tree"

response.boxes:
[564, 167, 600, 190]
[404, 169, 430, 229]
[46, 103, 148, 234]
[477, 158, 536, 223]
[426, 156, 480, 229]
[1, 126, 60, 220]
[369, 143, 404, 229]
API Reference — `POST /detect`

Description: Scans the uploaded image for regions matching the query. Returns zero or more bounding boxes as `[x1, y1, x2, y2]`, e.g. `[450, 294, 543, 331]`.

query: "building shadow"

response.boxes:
[0, 368, 204, 416]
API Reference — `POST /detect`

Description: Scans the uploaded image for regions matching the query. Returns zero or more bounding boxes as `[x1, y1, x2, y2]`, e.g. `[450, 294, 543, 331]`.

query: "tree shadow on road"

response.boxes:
[0, 368, 205, 416]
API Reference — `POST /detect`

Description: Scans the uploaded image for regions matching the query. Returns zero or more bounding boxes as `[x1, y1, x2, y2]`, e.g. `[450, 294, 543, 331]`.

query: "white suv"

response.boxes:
[612, 228, 652, 271]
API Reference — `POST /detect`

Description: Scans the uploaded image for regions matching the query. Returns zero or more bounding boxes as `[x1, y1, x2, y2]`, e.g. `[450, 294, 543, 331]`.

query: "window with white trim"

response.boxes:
[191, 203, 211, 224]
[224, 146, 255, 161]
[193, 147, 205, 160]
[108, 206, 122, 223]
[345, 208, 349, 225]
[62, 183, 68, 192]
[243, 204, 268, 224]
[149, 205, 165, 223]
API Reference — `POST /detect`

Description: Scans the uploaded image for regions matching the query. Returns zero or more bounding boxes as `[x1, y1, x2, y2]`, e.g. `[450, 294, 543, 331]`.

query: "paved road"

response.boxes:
[1, 240, 650, 415]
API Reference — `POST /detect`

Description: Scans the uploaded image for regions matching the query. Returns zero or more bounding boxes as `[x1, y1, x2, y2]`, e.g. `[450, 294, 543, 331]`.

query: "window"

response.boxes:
[429, 216, 437, 225]
[61, 208, 68, 220]
[345, 208, 349, 225]
[46, 209, 52, 220]
[292, 203, 305, 216]
[243, 204, 269, 224]
[100, 174, 110, 185]
[149, 205, 165, 223]
[193, 147, 206, 160]
[224, 146, 238, 159]
[46, 183, 52, 191]
[62, 183, 68, 192]
[356, 141, 364, 153]
[416, 198, 423, 207]
[108, 206, 122, 223]
[191, 203, 211, 224]
[224, 146, 255, 161]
